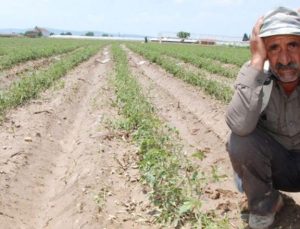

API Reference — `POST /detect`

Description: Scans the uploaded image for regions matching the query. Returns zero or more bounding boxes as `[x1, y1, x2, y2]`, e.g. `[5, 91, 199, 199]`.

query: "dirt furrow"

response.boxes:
[0, 55, 62, 91]
[127, 48, 230, 143]
[162, 54, 235, 88]
[0, 47, 154, 229]
[0, 47, 83, 92]
[125, 47, 244, 227]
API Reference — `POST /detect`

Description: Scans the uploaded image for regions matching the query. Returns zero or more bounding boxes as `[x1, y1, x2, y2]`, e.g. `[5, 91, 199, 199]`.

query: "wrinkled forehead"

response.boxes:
[263, 34, 300, 45]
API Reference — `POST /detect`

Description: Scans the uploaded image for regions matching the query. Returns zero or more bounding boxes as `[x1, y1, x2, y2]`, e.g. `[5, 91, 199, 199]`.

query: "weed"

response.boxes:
[94, 187, 109, 212]
[192, 150, 206, 161]
[211, 165, 227, 182]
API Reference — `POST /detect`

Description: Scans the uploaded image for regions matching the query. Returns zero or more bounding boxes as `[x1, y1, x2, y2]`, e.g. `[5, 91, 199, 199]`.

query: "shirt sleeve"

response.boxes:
[225, 61, 268, 136]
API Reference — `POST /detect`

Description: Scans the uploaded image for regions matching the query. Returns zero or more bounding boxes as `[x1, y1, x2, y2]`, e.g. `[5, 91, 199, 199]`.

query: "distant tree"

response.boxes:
[24, 30, 32, 36]
[60, 32, 72, 36]
[85, 31, 94, 36]
[24, 30, 39, 38]
[177, 31, 190, 39]
[102, 33, 109, 37]
[242, 33, 250, 41]
[50, 32, 55, 36]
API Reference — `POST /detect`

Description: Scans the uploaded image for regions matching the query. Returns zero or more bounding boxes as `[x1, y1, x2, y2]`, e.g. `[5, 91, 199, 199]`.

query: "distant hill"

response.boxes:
[46, 28, 104, 36]
[0, 27, 149, 38]
[0, 28, 27, 34]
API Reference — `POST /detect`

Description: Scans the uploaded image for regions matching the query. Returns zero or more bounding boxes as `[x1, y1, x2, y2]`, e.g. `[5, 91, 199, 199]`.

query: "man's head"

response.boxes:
[259, 7, 300, 82]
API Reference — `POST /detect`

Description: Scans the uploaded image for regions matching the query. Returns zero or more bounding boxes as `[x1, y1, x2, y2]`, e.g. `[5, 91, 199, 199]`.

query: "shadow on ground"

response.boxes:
[242, 194, 300, 229]
[272, 194, 300, 229]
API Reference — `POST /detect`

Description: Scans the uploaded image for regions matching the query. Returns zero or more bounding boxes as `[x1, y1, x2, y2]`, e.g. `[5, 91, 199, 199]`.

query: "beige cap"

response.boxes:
[259, 6, 300, 37]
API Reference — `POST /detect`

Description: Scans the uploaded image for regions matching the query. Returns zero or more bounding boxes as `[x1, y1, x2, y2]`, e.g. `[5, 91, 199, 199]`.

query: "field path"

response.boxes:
[0, 48, 155, 229]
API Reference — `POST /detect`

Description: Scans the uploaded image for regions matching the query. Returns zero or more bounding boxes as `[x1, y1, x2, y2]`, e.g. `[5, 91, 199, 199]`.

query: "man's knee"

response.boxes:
[227, 130, 260, 158]
[226, 128, 274, 171]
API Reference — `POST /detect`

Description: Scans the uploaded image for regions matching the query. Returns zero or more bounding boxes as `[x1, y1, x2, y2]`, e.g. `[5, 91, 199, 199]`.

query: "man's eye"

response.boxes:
[268, 44, 279, 52]
[288, 41, 300, 50]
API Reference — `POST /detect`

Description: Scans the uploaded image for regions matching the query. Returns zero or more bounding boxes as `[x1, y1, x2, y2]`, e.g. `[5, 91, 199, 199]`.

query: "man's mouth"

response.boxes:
[276, 62, 299, 71]
[279, 68, 296, 73]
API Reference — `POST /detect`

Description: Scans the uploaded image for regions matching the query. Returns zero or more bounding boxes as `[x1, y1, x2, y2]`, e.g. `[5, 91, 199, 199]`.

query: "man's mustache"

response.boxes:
[276, 62, 299, 70]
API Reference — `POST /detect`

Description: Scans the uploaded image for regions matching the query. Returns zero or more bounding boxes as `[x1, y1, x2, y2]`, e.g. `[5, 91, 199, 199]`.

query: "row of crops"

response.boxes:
[0, 38, 94, 70]
[128, 42, 249, 75]
[126, 42, 250, 103]
[0, 37, 108, 119]
[0, 38, 251, 109]
[111, 43, 230, 228]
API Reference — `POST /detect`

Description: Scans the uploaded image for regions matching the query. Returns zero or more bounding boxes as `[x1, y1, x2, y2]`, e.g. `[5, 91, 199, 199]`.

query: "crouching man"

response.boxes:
[226, 6, 300, 229]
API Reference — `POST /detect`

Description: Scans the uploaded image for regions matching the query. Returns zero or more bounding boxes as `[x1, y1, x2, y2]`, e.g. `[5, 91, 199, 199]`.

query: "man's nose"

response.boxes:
[278, 49, 292, 65]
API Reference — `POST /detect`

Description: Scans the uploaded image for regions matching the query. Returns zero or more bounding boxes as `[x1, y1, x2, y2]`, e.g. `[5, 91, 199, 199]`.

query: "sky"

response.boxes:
[0, 0, 299, 39]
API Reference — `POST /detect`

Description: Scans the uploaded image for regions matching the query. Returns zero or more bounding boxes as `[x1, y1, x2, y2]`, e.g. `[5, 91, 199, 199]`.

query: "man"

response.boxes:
[226, 7, 300, 229]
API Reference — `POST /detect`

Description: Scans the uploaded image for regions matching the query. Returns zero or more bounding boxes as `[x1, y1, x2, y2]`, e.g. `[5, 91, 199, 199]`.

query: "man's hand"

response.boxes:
[250, 17, 267, 71]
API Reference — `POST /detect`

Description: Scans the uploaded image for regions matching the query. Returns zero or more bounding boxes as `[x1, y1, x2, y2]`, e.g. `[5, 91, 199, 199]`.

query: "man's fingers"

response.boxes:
[250, 15, 266, 66]
[252, 16, 264, 36]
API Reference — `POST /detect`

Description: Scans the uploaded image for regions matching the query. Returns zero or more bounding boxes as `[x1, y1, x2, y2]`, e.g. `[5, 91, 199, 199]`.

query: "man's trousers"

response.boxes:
[227, 127, 300, 215]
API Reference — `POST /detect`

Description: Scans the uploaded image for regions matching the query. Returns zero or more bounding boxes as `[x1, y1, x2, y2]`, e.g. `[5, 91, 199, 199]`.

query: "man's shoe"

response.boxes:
[248, 194, 284, 229]
[249, 213, 275, 229]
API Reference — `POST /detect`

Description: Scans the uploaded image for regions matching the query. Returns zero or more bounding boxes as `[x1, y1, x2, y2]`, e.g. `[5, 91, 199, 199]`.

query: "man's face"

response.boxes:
[264, 35, 300, 82]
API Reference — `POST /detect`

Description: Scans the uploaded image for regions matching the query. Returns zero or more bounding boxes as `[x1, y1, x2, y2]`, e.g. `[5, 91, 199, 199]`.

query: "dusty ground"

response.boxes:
[1, 44, 300, 229]
[0, 48, 156, 229]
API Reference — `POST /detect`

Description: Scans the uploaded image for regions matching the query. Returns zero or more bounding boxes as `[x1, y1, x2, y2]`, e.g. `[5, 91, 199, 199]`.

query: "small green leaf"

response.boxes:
[179, 200, 194, 215]
[192, 150, 206, 160]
